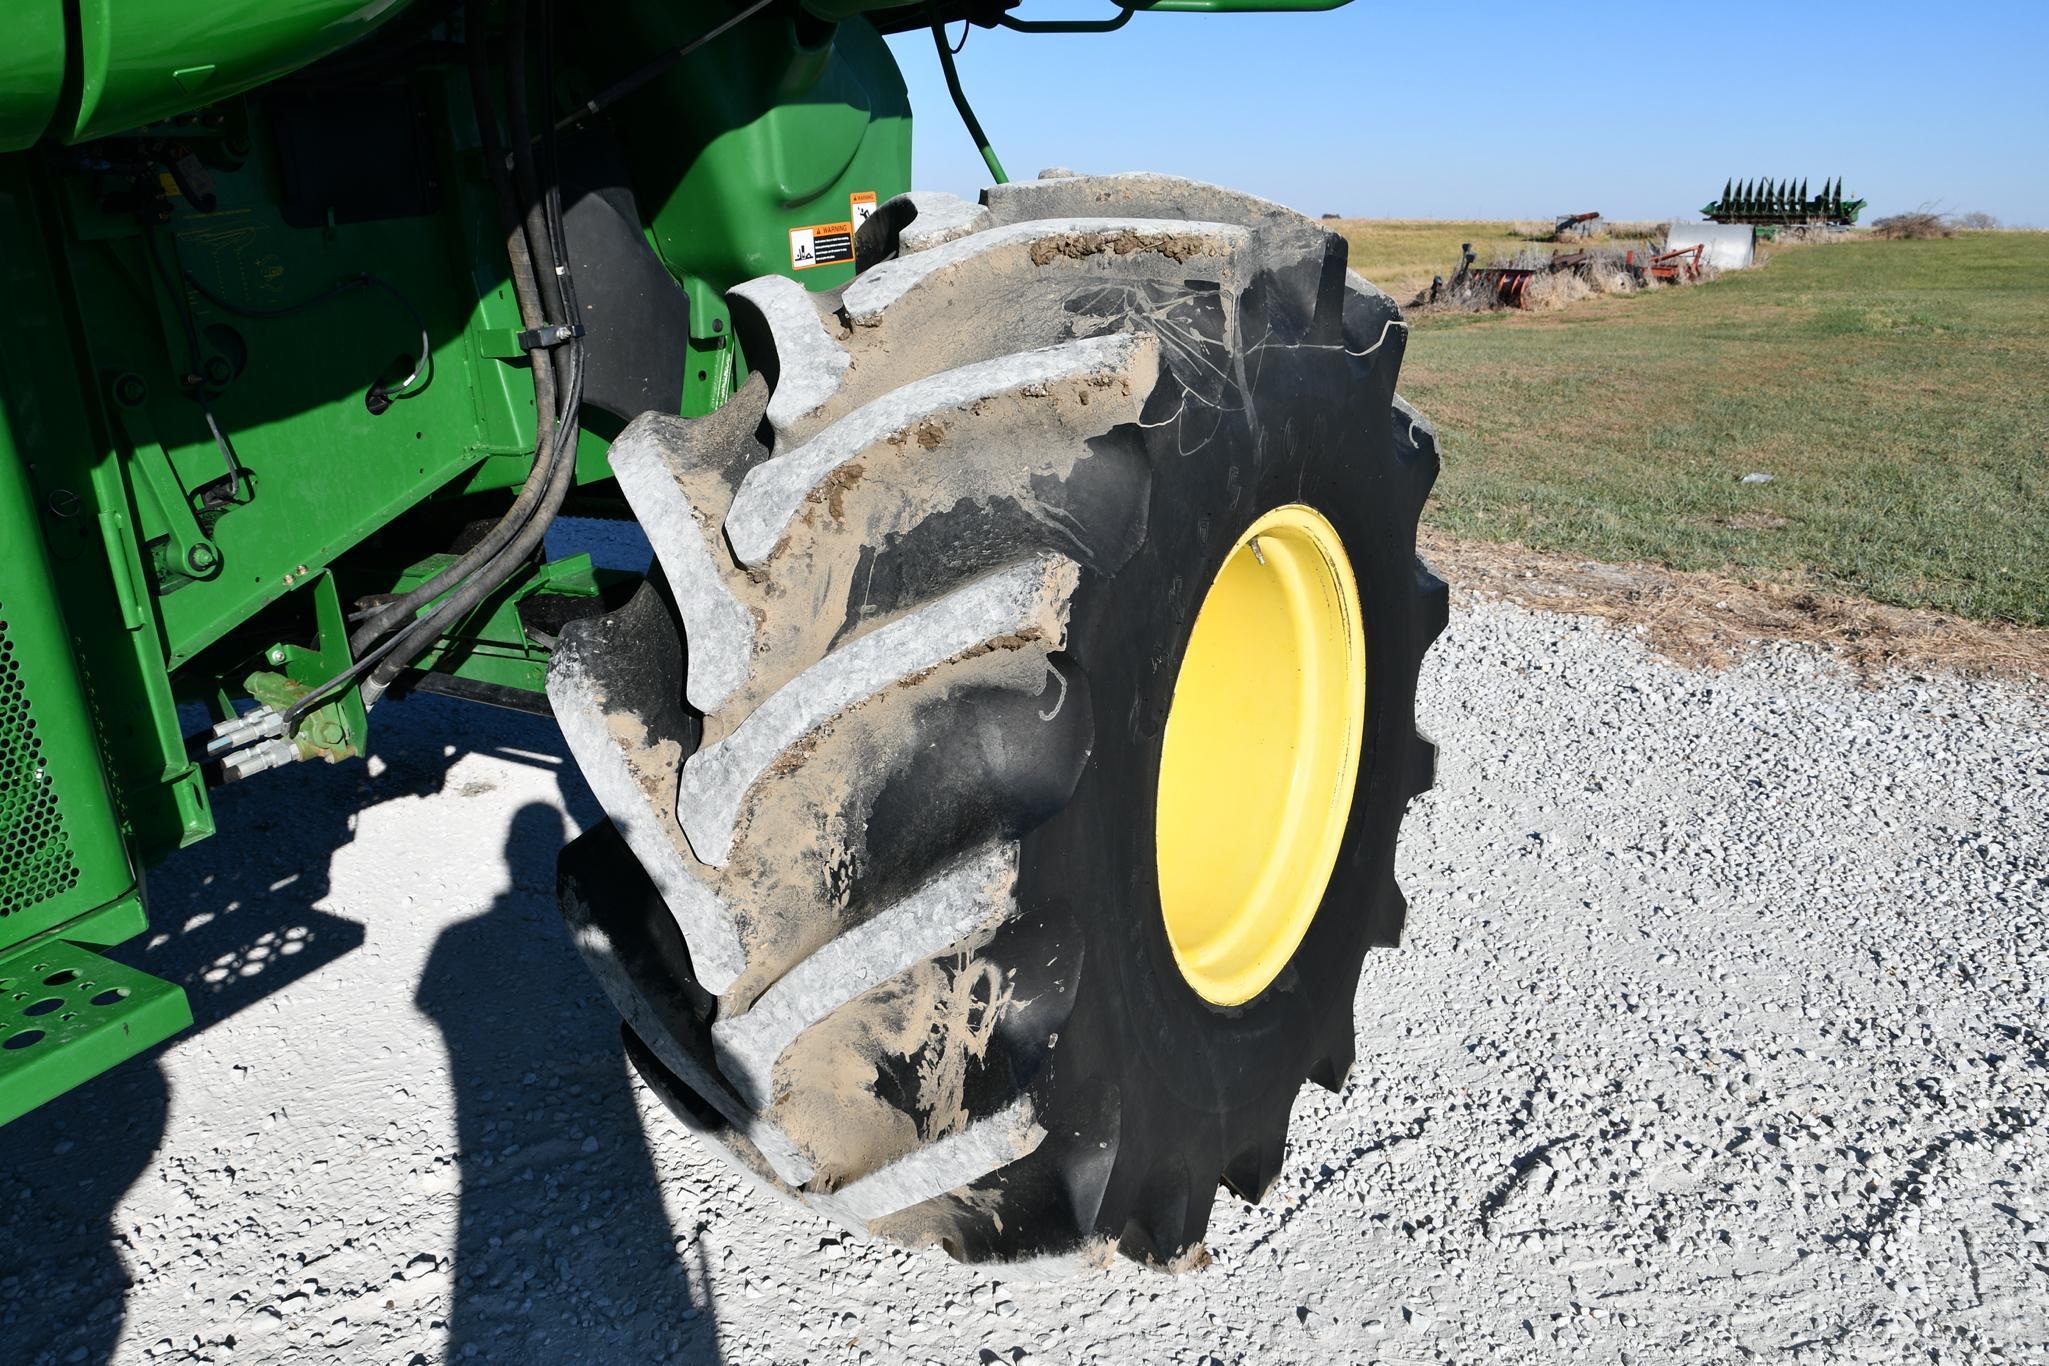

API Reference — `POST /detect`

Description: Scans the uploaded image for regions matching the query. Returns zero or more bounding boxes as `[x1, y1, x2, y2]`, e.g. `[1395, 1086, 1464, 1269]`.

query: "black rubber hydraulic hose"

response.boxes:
[356, 345, 582, 705]
[534, 4, 582, 419]
[506, 0, 571, 395]
[345, 21, 560, 655]
[358, 0, 587, 705]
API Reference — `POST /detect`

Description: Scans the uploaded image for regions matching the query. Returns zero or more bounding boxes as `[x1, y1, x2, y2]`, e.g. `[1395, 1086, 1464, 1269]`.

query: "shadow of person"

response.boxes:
[416, 801, 718, 1364]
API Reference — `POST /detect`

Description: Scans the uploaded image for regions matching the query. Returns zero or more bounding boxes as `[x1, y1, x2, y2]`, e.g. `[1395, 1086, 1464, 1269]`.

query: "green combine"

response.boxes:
[1, 0, 1443, 1266]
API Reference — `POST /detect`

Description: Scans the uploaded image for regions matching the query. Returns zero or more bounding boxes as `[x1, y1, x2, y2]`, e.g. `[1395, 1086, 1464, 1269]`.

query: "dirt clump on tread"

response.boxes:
[957, 629, 1046, 660]
[1424, 527, 2049, 682]
[881, 418, 946, 451]
[810, 461, 866, 522]
[1027, 230, 1217, 267]
[761, 728, 828, 781]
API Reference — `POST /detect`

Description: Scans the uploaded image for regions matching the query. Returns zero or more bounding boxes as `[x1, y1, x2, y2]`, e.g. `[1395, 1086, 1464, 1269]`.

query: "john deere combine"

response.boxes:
[0, 0, 1443, 1266]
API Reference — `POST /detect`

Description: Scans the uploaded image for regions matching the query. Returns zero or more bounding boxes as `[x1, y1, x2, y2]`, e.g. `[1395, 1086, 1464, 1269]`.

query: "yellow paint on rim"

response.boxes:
[1154, 504, 1367, 1006]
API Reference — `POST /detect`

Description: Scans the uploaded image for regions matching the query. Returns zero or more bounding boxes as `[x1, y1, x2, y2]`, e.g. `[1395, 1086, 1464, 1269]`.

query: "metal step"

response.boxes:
[0, 938, 191, 1126]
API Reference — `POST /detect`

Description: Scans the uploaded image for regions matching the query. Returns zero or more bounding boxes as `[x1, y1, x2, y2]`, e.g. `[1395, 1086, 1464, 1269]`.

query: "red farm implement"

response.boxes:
[1423, 237, 1710, 311]
[1630, 243, 1706, 284]
[1426, 243, 1536, 307]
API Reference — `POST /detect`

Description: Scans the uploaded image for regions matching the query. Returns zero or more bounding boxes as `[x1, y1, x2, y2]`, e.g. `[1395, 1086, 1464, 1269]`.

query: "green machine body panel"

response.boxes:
[586, 12, 911, 414]
[3, 0, 424, 151]
[0, 1, 68, 152]
[50, 88, 533, 672]
[0, 936, 193, 1127]
[0, 391, 140, 938]
[69, 0, 421, 144]
[1, 277, 194, 1107]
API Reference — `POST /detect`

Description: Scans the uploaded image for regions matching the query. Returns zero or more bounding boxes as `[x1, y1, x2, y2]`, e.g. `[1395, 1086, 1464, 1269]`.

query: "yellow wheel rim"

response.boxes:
[1154, 504, 1367, 1006]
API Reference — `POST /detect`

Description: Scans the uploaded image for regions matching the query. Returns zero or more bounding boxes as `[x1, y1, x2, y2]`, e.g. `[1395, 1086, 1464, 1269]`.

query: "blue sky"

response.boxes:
[885, 0, 2049, 226]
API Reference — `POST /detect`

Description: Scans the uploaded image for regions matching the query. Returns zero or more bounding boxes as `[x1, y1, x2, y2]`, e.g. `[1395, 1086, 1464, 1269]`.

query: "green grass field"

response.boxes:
[1351, 231, 2048, 627]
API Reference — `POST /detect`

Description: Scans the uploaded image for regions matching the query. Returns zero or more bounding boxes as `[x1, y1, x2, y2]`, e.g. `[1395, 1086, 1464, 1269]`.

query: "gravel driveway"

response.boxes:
[4, 546, 2045, 1365]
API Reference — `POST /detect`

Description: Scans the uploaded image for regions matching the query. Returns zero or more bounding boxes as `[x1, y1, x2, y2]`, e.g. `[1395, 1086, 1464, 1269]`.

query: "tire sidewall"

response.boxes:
[1019, 264, 1418, 1150]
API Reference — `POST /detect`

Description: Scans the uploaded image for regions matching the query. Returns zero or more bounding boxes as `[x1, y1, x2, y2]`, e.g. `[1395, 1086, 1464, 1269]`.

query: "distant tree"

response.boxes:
[1956, 211, 2001, 231]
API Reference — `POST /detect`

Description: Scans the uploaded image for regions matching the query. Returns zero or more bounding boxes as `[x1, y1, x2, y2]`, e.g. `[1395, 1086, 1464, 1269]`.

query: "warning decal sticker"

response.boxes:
[849, 190, 878, 231]
[789, 220, 854, 271]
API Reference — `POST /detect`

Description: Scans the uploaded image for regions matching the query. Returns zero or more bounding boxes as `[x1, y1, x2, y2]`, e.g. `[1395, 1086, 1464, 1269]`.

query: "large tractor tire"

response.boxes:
[549, 172, 1446, 1267]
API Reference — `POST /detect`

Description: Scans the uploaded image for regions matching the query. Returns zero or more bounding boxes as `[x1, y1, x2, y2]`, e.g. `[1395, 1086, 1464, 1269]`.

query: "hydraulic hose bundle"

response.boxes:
[294, 1, 585, 723]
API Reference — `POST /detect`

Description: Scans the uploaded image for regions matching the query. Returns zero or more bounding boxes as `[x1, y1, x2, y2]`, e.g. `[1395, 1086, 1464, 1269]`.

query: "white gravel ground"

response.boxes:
[4, 529, 2046, 1365]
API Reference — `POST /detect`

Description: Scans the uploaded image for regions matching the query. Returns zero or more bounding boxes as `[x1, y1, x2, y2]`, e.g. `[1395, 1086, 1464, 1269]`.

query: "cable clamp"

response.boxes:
[516, 321, 585, 351]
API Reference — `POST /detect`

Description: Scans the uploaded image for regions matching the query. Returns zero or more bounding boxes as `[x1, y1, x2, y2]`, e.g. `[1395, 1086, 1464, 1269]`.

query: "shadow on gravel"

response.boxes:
[417, 800, 719, 1364]
[0, 700, 395, 1364]
[0, 1037, 169, 1364]
[0, 694, 711, 1365]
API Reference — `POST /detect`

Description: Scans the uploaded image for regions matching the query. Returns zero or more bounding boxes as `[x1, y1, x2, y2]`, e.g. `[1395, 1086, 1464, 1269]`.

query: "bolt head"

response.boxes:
[185, 544, 219, 573]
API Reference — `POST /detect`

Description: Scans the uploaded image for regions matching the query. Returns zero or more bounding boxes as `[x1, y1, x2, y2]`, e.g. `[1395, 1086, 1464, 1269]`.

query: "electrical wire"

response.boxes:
[354, 334, 581, 709]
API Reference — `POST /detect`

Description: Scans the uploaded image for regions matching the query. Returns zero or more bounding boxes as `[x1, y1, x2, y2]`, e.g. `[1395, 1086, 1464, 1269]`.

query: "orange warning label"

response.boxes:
[849, 190, 878, 230]
[789, 220, 854, 271]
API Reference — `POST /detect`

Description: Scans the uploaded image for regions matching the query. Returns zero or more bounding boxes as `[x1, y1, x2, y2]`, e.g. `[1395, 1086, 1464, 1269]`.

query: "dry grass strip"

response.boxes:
[1419, 528, 2049, 684]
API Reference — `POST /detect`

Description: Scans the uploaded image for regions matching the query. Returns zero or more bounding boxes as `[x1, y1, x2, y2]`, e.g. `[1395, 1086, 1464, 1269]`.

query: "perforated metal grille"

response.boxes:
[0, 602, 79, 917]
